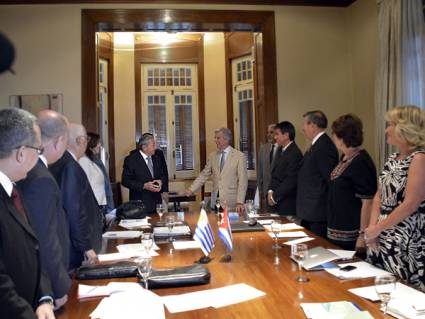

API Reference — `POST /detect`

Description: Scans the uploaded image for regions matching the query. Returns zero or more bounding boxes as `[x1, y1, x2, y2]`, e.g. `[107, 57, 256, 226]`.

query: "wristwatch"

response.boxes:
[38, 296, 54, 307]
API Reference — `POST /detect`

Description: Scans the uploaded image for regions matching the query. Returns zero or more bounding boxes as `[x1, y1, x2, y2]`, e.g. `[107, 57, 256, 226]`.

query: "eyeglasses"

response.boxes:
[23, 145, 44, 155]
[78, 135, 90, 142]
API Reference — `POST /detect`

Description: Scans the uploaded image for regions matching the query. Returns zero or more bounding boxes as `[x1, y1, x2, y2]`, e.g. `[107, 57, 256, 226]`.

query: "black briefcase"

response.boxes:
[75, 261, 138, 280]
[116, 200, 149, 220]
[143, 264, 211, 289]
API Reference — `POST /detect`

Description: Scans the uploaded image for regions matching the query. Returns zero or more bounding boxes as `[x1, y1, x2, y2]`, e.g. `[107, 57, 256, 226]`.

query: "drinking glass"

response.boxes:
[293, 243, 309, 282]
[271, 221, 281, 249]
[215, 199, 223, 225]
[141, 233, 154, 255]
[156, 203, 165, 223]
[166, 215, 176, 242]
[136, 257, 152, 290]
[375, 274, 396, 315]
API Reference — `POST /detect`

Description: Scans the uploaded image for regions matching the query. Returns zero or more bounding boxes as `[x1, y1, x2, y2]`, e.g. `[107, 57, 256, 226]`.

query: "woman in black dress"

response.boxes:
[327, 114, 377, 251]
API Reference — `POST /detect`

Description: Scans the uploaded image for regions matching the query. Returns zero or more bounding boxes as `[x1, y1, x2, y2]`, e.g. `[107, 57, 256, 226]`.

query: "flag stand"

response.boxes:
[197, 255, 212, 264]
[220, 254, 232, 263]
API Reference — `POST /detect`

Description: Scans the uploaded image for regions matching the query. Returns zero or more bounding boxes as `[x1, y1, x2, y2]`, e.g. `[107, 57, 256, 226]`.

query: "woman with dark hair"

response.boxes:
[327, 114, 377, 251]
[79, 132, 114, 215]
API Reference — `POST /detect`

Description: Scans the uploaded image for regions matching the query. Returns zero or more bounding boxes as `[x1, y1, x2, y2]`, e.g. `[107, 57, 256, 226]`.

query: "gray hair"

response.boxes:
[37, 110, 69, 143]
[68, 123, 86, 146]
[303, 110, 328, 129]
[0, 108, 37, 159]
[214, 127, 233, 142]
[138, 133, 154, 149]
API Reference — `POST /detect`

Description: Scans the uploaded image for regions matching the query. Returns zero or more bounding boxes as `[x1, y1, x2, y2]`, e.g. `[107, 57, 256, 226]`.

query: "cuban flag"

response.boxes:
[218, 207, 233, 251]
[193, 208, 215, 256]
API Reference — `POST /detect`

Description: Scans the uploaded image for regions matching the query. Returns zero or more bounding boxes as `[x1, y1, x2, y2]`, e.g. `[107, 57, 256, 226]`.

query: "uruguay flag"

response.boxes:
[193, 208, 215, 256]
[218, 207, 233, 251]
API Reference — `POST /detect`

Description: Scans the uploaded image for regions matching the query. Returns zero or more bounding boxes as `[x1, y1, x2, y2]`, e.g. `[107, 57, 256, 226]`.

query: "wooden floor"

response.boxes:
[56, 209, 386, 319]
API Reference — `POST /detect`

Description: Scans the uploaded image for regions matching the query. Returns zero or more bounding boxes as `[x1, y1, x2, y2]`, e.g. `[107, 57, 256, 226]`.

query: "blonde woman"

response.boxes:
[365, 105, 425, 291]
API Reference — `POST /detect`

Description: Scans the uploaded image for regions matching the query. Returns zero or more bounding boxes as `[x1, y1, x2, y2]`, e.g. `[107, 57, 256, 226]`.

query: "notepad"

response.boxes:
[102, 231, 142, 239]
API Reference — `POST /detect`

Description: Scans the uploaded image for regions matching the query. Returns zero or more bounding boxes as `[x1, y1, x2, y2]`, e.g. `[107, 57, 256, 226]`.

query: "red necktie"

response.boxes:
[11, 187, 29, 224]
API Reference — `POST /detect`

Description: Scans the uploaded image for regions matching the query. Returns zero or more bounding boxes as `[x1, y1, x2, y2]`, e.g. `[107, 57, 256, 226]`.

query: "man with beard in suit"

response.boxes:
[296, 110, 338, 238]
[0, 108, 55, 319]
[18, 110, 71, 309]
[267, 121, 303, 218]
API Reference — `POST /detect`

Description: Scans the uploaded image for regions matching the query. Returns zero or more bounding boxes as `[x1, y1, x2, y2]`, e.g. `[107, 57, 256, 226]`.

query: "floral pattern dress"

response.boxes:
[367, 150, 425, 291]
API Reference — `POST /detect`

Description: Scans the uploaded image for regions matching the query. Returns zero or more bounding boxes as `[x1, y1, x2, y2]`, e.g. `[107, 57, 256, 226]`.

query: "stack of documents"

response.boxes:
[102, 231, 142, 239]
[118, 218, 151, 229]
[162, 283, 266, 313]
[349, 282, 425, 319]
[300, 301, 373, 319]
[97, 250, 159, 262]
[116, 243, 160, 253]
[267, 231, 308, 238]
[263, 223, 304, 231]
[325, 261, 392, 279]
[90, 287, 164, 319]
[172, 241, 202, 250]
[153, 225, 191, 237]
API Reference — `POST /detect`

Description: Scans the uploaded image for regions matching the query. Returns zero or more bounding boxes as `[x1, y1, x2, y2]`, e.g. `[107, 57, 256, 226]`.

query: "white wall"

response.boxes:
[0, 3, 379, 169]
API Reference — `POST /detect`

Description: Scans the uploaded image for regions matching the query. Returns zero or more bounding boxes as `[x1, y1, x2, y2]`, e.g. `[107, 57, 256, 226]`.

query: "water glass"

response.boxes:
[375, 274, 396, 315]
[271, 221, 281, 249]
[156, 203, 165, 223]
[136, 257, 152, 290]
[166, 215, 176, 242]
[293, 243, 309, 282]
[141, 233, 154, 255]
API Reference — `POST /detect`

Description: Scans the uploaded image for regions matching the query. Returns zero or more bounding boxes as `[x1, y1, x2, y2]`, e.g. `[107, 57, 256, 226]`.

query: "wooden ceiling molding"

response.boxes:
[1, 0, 356, 6]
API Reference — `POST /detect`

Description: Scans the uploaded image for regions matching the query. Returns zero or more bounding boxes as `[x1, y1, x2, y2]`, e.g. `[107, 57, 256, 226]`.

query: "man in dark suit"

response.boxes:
[49, 123, 103, 270]
[0, 108, 55, 319]
[267, 121, 303, 217]
[18, 110, 71, 309]
[296, 110, 338, 238]
[122, 133, 167, 214]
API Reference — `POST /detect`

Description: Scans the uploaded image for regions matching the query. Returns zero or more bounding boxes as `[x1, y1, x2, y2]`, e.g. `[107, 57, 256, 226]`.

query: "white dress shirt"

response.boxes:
[0, 170, 13, 197]
[79, 156, 107, 206]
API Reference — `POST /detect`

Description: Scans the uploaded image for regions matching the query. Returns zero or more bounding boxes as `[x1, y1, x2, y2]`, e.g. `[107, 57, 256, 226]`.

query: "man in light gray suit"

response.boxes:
[183, 128, 248, 213]
[257, 124, 278, 209]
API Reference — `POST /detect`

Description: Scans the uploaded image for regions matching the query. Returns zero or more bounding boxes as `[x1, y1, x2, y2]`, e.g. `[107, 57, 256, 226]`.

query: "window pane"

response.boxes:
[148, 95, 167, 156]
[238, 99, 255, 170]
[175, 96, 193, 171]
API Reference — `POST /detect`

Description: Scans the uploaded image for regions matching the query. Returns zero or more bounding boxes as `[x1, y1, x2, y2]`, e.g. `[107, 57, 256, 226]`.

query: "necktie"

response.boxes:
[269, 144, 275, 165]
[11, 187, 29, 224]
[219, 151, 225, 172]
[147, 156, 154, 178]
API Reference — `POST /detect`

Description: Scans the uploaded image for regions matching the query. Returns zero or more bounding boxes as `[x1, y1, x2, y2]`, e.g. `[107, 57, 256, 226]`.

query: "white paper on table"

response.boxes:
[90, 289, 164, 319]
[256, 219, 275, 225]
[117, 243, 160, 252]
[78, 284, 111, 299]
[102, 231, 142, 239]
[283, 237, 315, 245]
[153, 225, 191, 235]
[98, 249, 159, 262]
[162, 290, 213, 313]
[263, 223, 304, 231]
[172, 241, 202, 250]
[325, 261, 392, 280]
[250, 213, 279, 218]
[328, 249, 356, 260]
[300, 301, 372, 319]
[267, 231, 308, 238]
[162, 283, 265, 313]
[210, 283, 266, 308]
[349, 282, 425, 318]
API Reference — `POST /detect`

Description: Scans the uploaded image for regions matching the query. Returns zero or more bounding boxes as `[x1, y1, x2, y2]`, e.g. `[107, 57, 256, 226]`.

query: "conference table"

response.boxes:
[57, 209, 387, 318]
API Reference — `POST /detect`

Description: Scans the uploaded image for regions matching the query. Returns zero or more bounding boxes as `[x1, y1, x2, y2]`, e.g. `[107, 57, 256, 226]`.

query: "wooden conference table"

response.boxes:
[57, 210, 386, 319]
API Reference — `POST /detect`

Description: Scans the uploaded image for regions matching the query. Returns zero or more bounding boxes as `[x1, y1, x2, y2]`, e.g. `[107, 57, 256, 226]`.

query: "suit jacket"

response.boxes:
[49, 151, 103, 269]
[268, 142, 303, 215]
[296, 133, 338, 222]
[121, 150, 167, 213]
[0, 185, 51, 319]
[190, 146, 248, 209]
[17, 160, 72, 299]
[155, 149, 169, 193]
[256, 142, 277, 195]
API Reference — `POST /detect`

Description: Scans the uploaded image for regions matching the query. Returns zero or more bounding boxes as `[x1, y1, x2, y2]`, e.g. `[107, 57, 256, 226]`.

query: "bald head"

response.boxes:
[67, 123, 88, 160]
[37, 110, 69, 143]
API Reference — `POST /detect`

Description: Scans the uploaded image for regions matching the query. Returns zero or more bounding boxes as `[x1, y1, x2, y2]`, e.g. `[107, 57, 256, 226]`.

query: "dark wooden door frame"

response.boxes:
[82, 9, 278, 170]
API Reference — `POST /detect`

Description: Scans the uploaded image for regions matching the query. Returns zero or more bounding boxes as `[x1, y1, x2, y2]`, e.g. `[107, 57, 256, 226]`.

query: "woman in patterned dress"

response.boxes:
[365, 105, 425, 291]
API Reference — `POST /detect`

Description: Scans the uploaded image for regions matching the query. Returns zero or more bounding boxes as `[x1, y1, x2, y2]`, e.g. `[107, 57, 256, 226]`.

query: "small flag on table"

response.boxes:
[218, 207, 233, 252]
[193, 208, 215, 256]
